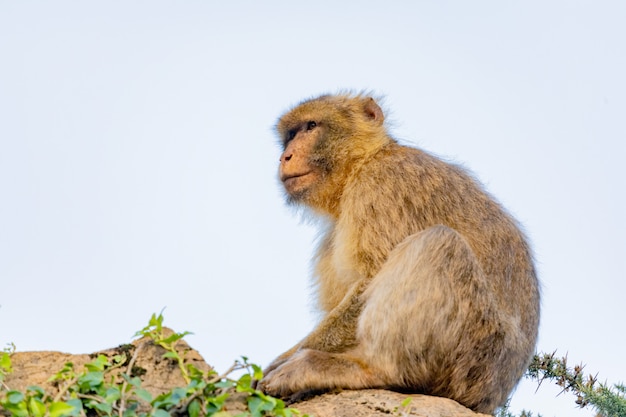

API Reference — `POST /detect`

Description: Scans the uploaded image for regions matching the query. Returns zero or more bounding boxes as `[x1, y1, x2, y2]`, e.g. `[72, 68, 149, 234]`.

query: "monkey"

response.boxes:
[257, 93, 540, 414]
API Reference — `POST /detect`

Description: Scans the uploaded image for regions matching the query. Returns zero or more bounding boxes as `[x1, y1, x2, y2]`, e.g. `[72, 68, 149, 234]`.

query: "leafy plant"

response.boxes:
[1, 344, 14, 390]
[0, 313, 305, 417]
[497, 352, 626, 417]
[133, 312, 193, 384]
[525, 352, 626, 417]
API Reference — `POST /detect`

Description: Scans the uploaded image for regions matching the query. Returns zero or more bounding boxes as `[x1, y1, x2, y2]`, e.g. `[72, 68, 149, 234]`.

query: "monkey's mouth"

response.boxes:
[281, 172, 311, 183]
[281, 172, 313, 192]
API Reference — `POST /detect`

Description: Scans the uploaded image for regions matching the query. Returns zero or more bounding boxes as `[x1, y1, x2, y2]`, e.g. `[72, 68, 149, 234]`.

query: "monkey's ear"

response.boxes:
[363, 97, 384, 125]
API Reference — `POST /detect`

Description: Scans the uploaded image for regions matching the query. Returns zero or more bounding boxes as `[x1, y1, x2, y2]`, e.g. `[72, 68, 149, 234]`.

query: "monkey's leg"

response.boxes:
[358, 225, 513, 413]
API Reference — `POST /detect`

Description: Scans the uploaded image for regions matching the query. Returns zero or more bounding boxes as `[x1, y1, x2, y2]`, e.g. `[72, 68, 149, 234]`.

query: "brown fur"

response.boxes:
[258, 93, 540, 414]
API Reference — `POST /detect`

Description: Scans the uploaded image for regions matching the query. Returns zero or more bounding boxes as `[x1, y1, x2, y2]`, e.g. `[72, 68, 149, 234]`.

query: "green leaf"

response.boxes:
[247, 393, 279, 417]
[135, 387, 153, 402]
[7, 390, 25, 404]
[134, 312, 164, 338]
[206, 392, 229, 413]
[171, 387, 188, 402]
[49, 362, 75, 382]
[49, 401, 76, 417]
[188, 398, 201, 417]
[187, 363, 205, 380]
[150, 312, 164, 328]
[112, 354, 126, 365]
[91, 402, 113, 414]
[27, 385, 46, 398]
[162, 351, 179, 360]
[28, 397, 46, 417]
[122, 373, 142, 388]
[85, 355, 109, 372]
[66, 399, 83, 415]
[152, 409, 171, 417]
[237, 373, 252, 391]
[247, 396, 265, 417]
[215, 379, 235, 389]
[251, 363, 264, 381]
[152, 388, 187, 409]
[185, 378, 203, 391]
[77, 371, 104, 390]
[104, 386, 122, 403]
[0, 351, 12, 372]
[160, 331, 192, 345]
[3, 402, 29, 417]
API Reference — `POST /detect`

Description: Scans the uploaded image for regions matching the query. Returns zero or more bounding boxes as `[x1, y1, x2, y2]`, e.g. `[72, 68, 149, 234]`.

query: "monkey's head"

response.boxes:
[276, 93, 391, 215]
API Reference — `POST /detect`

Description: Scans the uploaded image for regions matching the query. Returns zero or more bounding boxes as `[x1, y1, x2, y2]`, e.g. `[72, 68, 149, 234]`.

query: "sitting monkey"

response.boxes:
[258, 93, 540, 414]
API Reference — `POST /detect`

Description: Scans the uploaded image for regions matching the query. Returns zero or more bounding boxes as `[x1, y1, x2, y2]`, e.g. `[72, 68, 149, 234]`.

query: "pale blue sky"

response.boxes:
[1, 2, 624, 416]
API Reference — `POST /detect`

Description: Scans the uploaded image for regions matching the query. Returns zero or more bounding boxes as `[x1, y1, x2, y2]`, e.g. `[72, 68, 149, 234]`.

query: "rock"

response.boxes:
[3, 330, 490, 417]
[5, 328, 210, 399]
[294, 390, 492, 417]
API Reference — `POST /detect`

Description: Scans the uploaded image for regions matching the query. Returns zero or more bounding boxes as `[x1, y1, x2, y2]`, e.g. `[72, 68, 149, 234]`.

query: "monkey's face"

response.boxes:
[275, 94, 389, 211]
[278, 119, 324, 202]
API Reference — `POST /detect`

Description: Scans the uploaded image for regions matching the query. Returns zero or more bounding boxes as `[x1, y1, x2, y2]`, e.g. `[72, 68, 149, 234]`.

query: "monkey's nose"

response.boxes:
[282, 153, 293, 162]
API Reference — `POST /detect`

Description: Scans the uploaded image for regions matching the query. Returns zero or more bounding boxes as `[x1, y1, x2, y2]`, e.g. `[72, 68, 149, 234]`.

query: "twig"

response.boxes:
[118, 342, 146, 417]
[76, 393, 106, 403]
[208, 361, 242, 384]
[52, 375, 80, 403]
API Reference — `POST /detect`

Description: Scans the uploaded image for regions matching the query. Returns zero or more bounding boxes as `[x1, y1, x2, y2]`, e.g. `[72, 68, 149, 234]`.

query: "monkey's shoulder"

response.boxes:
[345, 144, 483, 203]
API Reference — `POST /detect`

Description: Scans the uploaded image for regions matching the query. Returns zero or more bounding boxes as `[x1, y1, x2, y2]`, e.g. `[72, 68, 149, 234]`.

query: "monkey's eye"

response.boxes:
[306, 121, 317, 131]
[286, 129, 297, 143]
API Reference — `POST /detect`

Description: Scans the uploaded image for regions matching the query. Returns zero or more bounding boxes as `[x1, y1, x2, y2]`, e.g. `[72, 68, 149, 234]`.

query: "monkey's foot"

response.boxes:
[257, 358, 303, 398]
[257, 349, 382, 399]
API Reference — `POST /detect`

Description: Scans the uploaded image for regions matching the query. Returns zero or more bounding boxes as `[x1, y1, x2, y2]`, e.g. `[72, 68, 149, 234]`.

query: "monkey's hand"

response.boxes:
[258, 349, 345, 402]
[256, 351, 310, 399]
[251, 358, 287, 390]
[252, 344, 301, 389]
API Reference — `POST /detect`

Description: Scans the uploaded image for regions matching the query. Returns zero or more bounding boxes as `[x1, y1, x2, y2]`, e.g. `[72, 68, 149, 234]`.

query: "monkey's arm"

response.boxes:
[263, 279, 367, 376]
